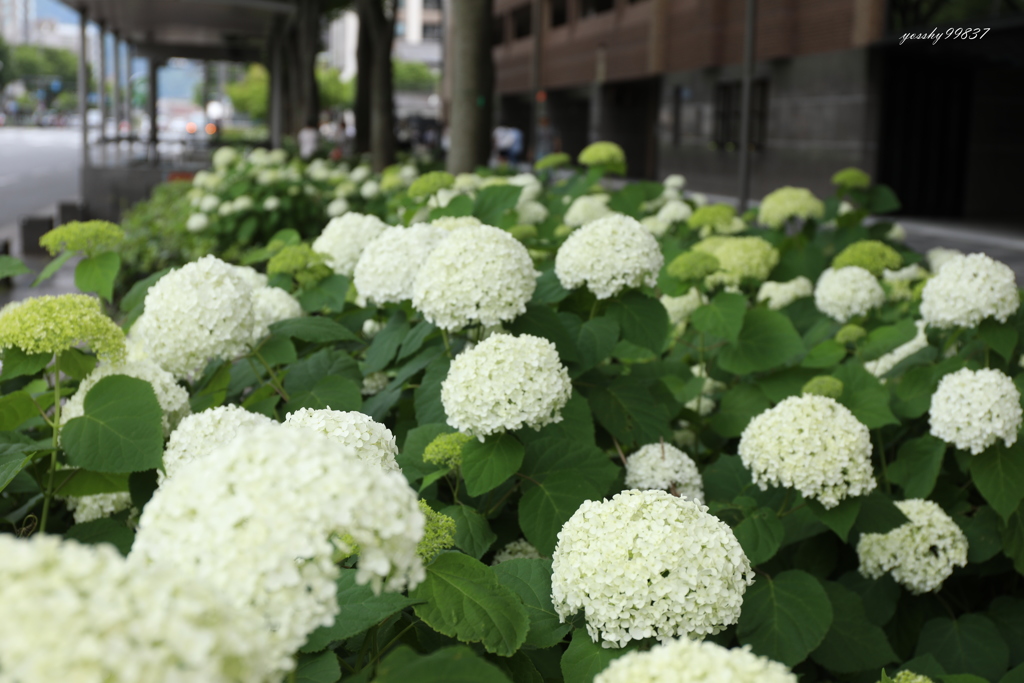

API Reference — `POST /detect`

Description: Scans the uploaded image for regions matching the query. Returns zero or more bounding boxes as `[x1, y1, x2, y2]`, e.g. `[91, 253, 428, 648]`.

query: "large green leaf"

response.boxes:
[978, 319, 1019, 362]
[397, 321, 437, 361]
[283, 375, 362, 414]
[971, 442, 1024, 522]
[0, 254, 30, 279]
[57, 347, 98, 381]
[299, 274, 350, 313]
[801, 340, 847, 369]
[956, 505, 1003, 564]
[509, 305, 580, 364]
[118, 267, 170, 314]
[811, 581, 897, 673]
[64, 516, 135, 556]
[531, 269, 571, 305]
[853, 491, 909, 536]
[859, 318, 918, 361]
[51, 469, 130, 497]
[189, 362, 231, 413]
[61, 376, 164, 473]
[989, 597, 1024, 669]
[493, 558, 571, 649]
[586, 375, 672, 448]
[74, 251, 120, 302]
[410, 552, 530, 657]
[415, 356, 451, 425]
[718, 308, 804, 376]
[0, 347, 52, 381]
[364, 312, 410, 374]
[710, 384, 770, 438]
[295, 651, 340, 683]
[832, 361, 899, 428]
[373, 646, 511, 683]
[397, 423, 453, 484]
[1002, 504, 1024, 576]
[607, 291, 670, 354]
[0, 443, 34, 493]
[576, 317, 619, 370]
[461, 433, 524, 497]
[889, 435, 946, 499]
[269, 317, 360, 343]
[737, 569, 833, 666]
[690, 292, 746, 345]
[915, 615, 1009, 682]
[807, 497, 863, 543]
[0, 391, 37, 431]
[440, 504, 497, 559]
[733, 507, 784, 565]
[560, 628, 633, 683]
[301, 571, 419, 652]
[474, 185, 522, 227]
[32, 249, 74, 286]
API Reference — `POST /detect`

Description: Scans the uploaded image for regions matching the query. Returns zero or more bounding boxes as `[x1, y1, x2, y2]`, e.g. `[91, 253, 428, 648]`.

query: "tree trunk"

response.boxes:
[447, 0, 494, 173]
[278, 0, 321, 135]
[354, 9, 372, 155]
[356, 0, 396, 171]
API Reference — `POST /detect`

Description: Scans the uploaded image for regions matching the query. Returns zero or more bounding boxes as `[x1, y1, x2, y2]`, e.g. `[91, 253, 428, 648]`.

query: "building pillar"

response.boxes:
[126, 43, 135, 157]
[269, 26, 283, 149]
[147, 56, 158, 163]
[98, 21, 108, 164]
[78, 7, 90, 170]
[737, 0, 757, 211]
[112, 31, 121, 158]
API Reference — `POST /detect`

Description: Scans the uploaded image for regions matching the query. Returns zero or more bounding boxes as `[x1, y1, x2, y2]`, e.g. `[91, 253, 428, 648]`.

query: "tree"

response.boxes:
[355, 0, 397, 171]
[226, 64, 269, 120]
[447, 0, 494, 173]
[0, 36, 11, 91]
[7, 45, 80, 107]
[316, 66, 354, 110]
[393, 60, 439, 91]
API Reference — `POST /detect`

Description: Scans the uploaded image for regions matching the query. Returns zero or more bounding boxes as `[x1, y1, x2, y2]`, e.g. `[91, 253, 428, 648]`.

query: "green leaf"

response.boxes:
[915, 615, 1009, 682]
[364, 312, 410, 374]
[0, 347, 52, 381]
[283, 349, 361, 394]
[415, 356, 451, 425]
[561, 628, 632, 683]
[0, 254, 30, 279]
[474, 185, 523, 227]
[0, 391, 37, 431]
[989, 597, 1024, 669]
[531, 269, 572, 305]
[64, 517, 135, 556]
[517, 392, 596, 447]
[859, 318, 918, 361]
[410, 552, 530, 656]
[430, 194, 475, 219]
[889, 435, 946, 499]
[710, 385, 770, 438]
[807, 497, 863, 543]
[283, 375, 362, 414]
[1002, 504, 1024, 576]
[801, 340, 847, 369]
[256, 334, 297, 366]
[295, 651, 340, 683]
[586, 376, 672, 448]
[397, 423, 453, 484]
[119, 268, 170, 313]
[74, 251, 120, 302]
[441, 504, 497, 559]
[690, 292, 747, 345]
[301, 571, 419, 652]
[733, 507, 785, 565]
[509, 305, 580, 364]
[189, 362, 231, 413]
[51, 469, 130, 497]
[0, 443, 33, 493]
[736, 569, 833, 667]
[373, 646, 511, 683]
[837, 571, 900, 627]
[978, 319, 1019, 362]
[854, 491, 909, 535]
[832, 361, 898, 428]
[397, 321, 437, 361]
[492, 558, 571, 649]
[61, 376, 164, 473]
[971, 442, 1024, 522]
[811, 581, 897, 673]
[576, 317, 619, 370]
[461, 433, 525, 497]
[1003, 665, 1024, 683]
[868, 184, 901, 214]
[957, 506, 1003, 563]
[607, 291, 670, 354]
[269, 317, 360, 343]
[56, 347, 98, 381]
[299, 274, 350, 313]
[718, 307, 805, 375]
[32, 249, 74, 286]
[607, 181, 663, 218]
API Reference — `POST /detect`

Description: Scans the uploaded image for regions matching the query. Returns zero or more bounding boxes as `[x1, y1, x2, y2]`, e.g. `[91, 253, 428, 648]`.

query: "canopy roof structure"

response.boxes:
[59, 0, 294, 62]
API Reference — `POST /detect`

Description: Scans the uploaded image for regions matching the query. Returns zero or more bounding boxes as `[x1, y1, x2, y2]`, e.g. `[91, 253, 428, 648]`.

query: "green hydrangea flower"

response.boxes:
[509, 224, 538, 241]
[535, 152, 571, 171]
[267, 243, 331, 288]
[379, 165, 407, 193]
[757, 186, 825, 229]
[667, 251, 721, 282]
[832, 240, 902, 277]
[417, 500, 456, 562]
[835, 324, 867, 344]
[553, 224, 573, 239]
[40, 220, 124, 257]
[408, 171, 455, 198]
[423, 431, 473, 469]
[688, 204, 736, 231]
[692, 235, 779, 287]
[0, 294, 125, 361]
[832, 167, 872, 189]
[577, 141, 627, 176]
[884, 672, 934, 683]
[802, 376, 844, 399]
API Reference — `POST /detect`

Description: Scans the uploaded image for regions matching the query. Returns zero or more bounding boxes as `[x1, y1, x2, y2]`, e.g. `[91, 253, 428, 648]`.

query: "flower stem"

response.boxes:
[876, 429, 891, 494]
[252, 349, 290, 402]
[40, 351, 61, 534]
[441, 329, 453, 358]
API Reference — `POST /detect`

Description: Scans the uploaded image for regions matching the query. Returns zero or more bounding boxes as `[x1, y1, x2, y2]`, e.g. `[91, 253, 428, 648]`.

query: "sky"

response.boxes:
[36, 0, 78, 24]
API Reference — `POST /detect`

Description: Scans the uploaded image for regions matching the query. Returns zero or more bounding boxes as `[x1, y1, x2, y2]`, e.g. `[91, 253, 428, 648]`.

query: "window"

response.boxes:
[551, 0, 568, 26]
[492, 15, 506, 45]
[422, 22, 443, 41]
[512, 5, 532, 38]
[581, 0, 614, 17]
[713, 80, 768, 150]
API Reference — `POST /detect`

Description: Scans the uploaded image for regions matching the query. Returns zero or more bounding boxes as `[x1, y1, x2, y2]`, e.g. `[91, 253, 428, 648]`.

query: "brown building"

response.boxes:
[491, 0, 1024, 223]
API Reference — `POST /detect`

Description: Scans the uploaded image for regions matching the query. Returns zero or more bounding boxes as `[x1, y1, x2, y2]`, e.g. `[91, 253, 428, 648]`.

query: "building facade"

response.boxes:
[492, 0, 1024, 222]
[0, 0, 36, 45]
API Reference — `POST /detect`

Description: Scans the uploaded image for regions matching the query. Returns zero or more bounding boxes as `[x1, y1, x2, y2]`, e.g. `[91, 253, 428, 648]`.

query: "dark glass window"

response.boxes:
[512, 5, 532, 38]
[422, 22, 443, 41]
[551, 0, 568, 26]
[492, 15, 506, 45]
[581, 0, 614, 17]
[713, 80, 768, 150]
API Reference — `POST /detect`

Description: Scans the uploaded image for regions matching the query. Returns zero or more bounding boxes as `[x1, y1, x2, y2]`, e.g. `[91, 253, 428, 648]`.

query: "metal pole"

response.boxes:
[112, 32, 121, 158]
[737, 0, 757, 213]
[78, 8, 89, 169]
[270, 27, 283, 149]
[98, 22, 108, 164]
[126, 44, 135, 158]
[147, 57, 158, 163]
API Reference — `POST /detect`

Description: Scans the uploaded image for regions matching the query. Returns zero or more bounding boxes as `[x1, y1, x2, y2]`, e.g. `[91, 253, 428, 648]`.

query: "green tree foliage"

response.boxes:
[393, 59, 439, 91]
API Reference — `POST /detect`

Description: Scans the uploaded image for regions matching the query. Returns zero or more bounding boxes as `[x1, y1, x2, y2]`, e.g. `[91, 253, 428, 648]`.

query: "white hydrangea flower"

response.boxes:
[661, 288, 707, 331]
[926, 247, 963, 273]
[517, 199, 549, 225]
[656, 199, 693, 224]
[757, 186, 824, 229]
[857, 499, 968, 594]
[212, 146, 239, 170]
[685, 395, 716, 416]
[441, 333, 572, 438]
[688, 192, 708, 206]
[229, 264, 269, 290]
[663, 174, 686, 190]
[453, 172, 482, 192]
[641, 215, 671, 238]
[428, 187, 459, 209]
[555, 214, 664, 299]
[624, 442, 703, 501]
[354, 223, 449, 305]
[691, 363, 727, 395]
[312, 212, 389, 277]
[360, 179, 380, 198]
[431, 215, 483, 231]
[61, 491, 133, 524]
[865, 320, 929, 378]
[508, 173, 543, 205]
[232, 196, 254, 213]
[131, 424, 425, 663]
[595, 637, 796, 683]
[883, 263, 928, 282]
[160, 405, 277, 483]
[199, 194, 220, 213]
[284, 408, 400, 473]
[814, 266, 886, 323]
[929, 367, 1022, 455]
[756, 276, 813, 310]
[886, 223, 907, 243]
[920, 253, 1019, 329]
[412, 224, 538, 331]
[0, 534, 280, 683]
[255, 168, 279, 185]
[362, 318, 384, 338]
[564, 193, 613, 227]
[551, 490, 753, 648]
[263, 196, 281, 211]
[186, 213, 209, 232]
[738, 395, 876, 509]
[129, 256, 259, 378]
[492, 539, 543, 564]
[361, 371, 389, 396]
[350, 165, 371, 183]
[252, 286, 303, 340]
[326, 197, 348, 217]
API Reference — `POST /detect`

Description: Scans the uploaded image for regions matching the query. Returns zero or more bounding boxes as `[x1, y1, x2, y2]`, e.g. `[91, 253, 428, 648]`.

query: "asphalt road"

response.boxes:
[0, 127, 81, 229]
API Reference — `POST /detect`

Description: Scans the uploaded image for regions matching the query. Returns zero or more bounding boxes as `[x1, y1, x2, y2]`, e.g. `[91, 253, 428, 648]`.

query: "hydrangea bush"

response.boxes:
[2, 147, 1024, 683]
